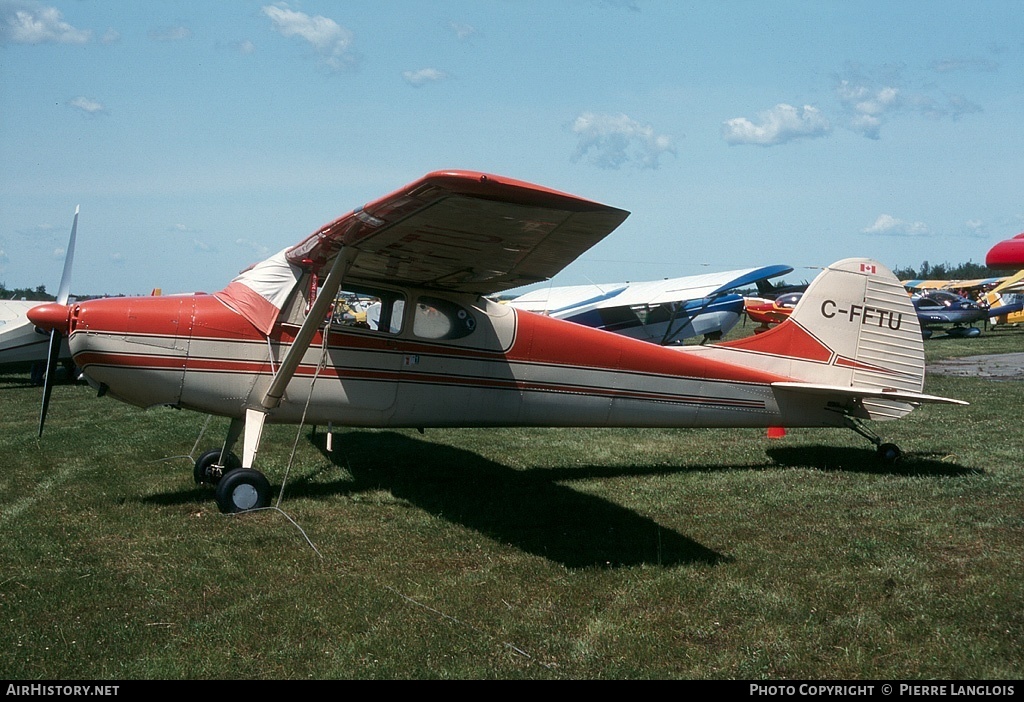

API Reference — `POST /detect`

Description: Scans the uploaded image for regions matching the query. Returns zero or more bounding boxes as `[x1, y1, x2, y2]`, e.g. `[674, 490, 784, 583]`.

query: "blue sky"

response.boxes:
[2, 0, 1023, 296]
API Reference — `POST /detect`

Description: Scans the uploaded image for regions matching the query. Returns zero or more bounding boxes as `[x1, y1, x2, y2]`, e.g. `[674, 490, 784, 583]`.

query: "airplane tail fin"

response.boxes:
[710, 258, 964, 421]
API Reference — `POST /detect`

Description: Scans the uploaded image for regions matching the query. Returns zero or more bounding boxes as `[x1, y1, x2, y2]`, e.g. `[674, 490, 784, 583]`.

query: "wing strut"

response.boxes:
[659, 301, 693, 345]
[240, 247, 358, 469]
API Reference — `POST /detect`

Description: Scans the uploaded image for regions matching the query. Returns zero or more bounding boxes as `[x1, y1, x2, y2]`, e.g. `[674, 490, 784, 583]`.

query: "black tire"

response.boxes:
[215, 469, 271, 513]
[193, 449, 241, 485]
[877, 443, 902, 464]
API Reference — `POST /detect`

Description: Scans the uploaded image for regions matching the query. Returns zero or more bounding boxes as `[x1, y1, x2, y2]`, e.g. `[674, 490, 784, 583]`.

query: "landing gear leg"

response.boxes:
[844, 417, 902, 464]
[193, 417, 245, 485]
[213, 410, 273, 514]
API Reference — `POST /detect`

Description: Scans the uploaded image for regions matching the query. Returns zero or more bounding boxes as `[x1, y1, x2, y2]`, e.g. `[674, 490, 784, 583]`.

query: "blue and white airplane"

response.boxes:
[507, 264, 793, 345]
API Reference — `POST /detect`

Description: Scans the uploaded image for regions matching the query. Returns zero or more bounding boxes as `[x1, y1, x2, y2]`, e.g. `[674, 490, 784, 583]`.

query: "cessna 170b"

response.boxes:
[28, 171, 966, 513]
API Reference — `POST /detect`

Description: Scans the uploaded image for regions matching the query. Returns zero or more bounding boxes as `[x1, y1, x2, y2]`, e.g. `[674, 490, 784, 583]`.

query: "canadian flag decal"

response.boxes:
[860, 263, 877, 273]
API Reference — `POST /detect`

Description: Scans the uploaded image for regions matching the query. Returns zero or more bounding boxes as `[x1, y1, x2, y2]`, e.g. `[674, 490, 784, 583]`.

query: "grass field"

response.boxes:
[1, 323, 1022, 679]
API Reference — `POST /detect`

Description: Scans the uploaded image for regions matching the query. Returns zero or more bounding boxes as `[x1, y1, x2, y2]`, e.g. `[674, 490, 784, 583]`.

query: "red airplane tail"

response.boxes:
[695, 258, 962, 421]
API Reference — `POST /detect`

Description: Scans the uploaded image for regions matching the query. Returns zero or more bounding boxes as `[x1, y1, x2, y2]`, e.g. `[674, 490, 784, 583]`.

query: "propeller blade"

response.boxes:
[56, 206, 79, 306]
[37, 206, 79, 437]
[38, 330, 62, 437]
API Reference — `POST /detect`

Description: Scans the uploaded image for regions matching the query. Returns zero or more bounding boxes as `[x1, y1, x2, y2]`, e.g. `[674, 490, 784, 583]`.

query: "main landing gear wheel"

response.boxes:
[215, 469, 271, 513]
[876, 442, 902, 464]
[193, 449, 241, 485]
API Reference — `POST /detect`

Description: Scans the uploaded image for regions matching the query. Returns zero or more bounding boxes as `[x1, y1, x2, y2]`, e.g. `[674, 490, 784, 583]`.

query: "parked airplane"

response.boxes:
[0, 300, 67, 370]
[903, 271, 1024, 296]
[904, 270, 1024, 330]
[743, 291, 803, 331]
[0, 208, 78, 383]
[912, 289, 1024, 338]
[986, 233, 1024, 268]
[27, 171, 966, 513]
[506, 264, 793, 344]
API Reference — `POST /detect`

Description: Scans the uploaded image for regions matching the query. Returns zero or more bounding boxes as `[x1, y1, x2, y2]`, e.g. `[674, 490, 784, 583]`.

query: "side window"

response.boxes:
[414, 296, 476, 340]
[331, 286, 405, 334]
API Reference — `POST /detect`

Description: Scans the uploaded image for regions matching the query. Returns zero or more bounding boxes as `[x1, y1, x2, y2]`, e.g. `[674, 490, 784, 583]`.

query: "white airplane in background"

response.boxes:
[0, 208, 78, 387]
[28, 171, 966, 514]
[0, 300, 67, 368]
[508, 264, 794, 344]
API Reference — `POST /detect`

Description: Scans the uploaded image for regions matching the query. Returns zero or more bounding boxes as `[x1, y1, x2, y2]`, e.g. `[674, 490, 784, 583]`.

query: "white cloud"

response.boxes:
[148, 26, 191, 42]
[570, 112, 676, 169]
[862, 214, 930, 237]
[836, 80, 900, 139]
[931, 57, 999, 74]
[835, 67, 983, 138]
[402, 68, 448, 88]
[449, 21, 476, 41]
[722, 104, 831, 146]
[67, 96, 106, 115]
[0, 3, 91, 44]
[236, 238, 270, 259]
[261, 3, 356, 72]
[963, 219, 987, 238]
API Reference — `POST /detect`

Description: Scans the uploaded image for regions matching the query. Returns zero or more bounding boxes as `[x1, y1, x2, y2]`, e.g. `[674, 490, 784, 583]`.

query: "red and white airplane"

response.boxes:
[28, 171, 966, 513]
[987, 233, 1024, 268]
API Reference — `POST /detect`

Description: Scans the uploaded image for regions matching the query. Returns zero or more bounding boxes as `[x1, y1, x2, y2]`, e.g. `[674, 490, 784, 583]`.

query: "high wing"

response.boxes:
[509, 265, 793, 316]
[903, 272, 1024, 295]
[216, 171, 629, 335]
[286, 170, 629, 294]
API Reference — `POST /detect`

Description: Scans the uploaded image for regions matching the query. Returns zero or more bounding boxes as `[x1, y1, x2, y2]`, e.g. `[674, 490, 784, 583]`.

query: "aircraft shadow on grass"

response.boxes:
[294, 430, 729, 569]
[145, 429, 727, 568]
[147, 432, 978, 569]
[764, 445, 981, 477]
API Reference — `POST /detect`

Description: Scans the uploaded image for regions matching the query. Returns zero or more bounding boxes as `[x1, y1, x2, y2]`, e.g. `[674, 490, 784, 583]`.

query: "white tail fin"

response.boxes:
[698, 258, 964, 421]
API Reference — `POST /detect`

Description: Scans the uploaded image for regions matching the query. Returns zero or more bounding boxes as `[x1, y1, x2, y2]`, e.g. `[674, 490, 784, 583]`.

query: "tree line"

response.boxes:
[0, 284, 53, 301]
[891, 260, 1016, 281]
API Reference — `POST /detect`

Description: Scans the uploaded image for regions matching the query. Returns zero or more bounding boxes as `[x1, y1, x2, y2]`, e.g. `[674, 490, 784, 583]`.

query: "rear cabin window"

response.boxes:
[413, 296, 476, 340]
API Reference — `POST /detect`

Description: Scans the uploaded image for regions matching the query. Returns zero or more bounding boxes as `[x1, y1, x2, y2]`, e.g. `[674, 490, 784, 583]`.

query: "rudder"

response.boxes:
[714, 258, 927, 400]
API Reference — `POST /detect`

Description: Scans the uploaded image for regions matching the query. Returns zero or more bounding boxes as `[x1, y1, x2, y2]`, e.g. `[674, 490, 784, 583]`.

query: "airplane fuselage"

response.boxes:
[64, 288, 802, 431]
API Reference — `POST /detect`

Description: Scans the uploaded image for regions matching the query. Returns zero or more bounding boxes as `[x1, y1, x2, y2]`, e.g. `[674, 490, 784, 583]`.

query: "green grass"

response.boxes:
[1, 326, 1023, 679]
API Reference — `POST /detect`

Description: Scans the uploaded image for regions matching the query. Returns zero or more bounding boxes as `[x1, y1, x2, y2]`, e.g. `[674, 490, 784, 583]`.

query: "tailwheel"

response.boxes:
[215, 469, 272, 513]
[845, 417, 902, 464]
[193, 449, 241, 485]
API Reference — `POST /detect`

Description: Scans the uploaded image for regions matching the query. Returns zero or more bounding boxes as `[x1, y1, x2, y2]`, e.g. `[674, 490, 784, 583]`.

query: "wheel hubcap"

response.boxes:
[232, 484, 260, 510]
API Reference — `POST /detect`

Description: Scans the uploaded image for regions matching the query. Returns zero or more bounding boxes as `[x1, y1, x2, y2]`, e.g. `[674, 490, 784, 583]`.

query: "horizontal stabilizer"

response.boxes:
[772, 381, 968, 406]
